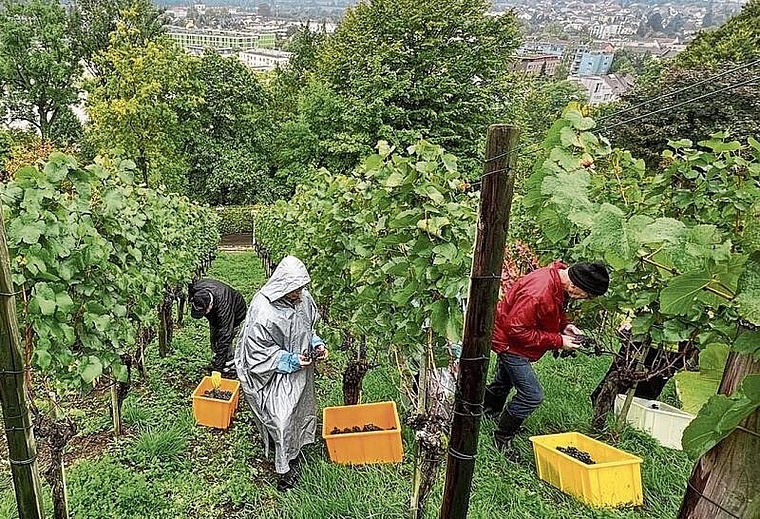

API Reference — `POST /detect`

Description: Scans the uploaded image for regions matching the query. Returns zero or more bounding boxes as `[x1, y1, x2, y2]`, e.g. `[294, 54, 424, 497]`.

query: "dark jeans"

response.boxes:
[487, 352, 544, 420]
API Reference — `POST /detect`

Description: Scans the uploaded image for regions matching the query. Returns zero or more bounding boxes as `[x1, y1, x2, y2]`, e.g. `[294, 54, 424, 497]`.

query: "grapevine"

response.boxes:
[520, 104, 760, 457]
[1, 152, 219, 390]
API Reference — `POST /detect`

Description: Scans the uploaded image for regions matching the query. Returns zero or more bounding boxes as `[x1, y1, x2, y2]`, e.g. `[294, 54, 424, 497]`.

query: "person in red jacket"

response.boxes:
[484, 260, 609, 457]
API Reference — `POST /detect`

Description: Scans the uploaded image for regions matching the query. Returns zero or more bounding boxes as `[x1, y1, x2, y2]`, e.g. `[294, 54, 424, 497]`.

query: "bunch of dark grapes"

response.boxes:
[556, 446, 596, 465]
[330, 423, 397, 435]
[203, 388, 232, 400]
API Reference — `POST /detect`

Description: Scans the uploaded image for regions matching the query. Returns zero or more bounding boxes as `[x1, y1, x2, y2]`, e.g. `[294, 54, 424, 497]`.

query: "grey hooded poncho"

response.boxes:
[234, 256, 319, 474]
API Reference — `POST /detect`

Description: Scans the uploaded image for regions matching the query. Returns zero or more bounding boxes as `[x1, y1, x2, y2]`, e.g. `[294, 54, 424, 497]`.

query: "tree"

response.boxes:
[676, 0, 760, 68]
[86, 25, 200, 190]
[271, 25, 328, 118]
[69, 0, 166, 77]
[315, 0, 521, 169]
[184, 51, 281, 205]
[609, 49, 655, 77]
[503, 76, 586, 147]
[604, 66, 760, 167]
[0, 0, 81, 141]
[605, 2, 760, 167]
[182, 52, 294, 205]
[281, 80, 372, 175]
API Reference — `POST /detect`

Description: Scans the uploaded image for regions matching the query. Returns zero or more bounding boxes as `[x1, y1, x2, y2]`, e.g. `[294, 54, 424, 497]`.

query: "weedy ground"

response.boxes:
[0, 251, 691, 519]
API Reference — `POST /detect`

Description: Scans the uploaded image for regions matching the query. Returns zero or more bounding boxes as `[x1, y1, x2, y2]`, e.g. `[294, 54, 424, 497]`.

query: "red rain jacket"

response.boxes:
[491, 261, 569, 362]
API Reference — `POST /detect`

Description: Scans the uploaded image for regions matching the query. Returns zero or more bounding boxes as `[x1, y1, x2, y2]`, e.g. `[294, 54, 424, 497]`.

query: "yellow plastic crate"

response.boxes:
[191, 376, 241, 429]
[322, 401, 403, 464]
[529, 432, 643, 507]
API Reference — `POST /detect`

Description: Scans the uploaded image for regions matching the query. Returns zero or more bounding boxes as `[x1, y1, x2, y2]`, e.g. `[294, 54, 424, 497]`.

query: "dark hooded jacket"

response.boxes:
[189, 278, 247, 358]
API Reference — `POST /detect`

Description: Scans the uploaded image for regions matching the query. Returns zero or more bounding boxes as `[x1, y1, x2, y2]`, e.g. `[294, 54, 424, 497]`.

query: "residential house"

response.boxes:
[569, 74, 635, 105]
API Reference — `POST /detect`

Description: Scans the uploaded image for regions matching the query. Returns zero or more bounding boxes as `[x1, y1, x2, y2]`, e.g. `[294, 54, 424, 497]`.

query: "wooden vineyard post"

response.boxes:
[410, 325, 432, 519]
[678, 347, 760, 519]
[0, 205, 46, 519]
[158, 306, 168, 358]
[439, 124, 519, 519]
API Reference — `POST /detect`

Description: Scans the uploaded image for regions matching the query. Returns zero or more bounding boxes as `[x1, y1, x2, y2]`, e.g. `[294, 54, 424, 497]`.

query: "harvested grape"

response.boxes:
[203, 388, 233, 400]
[329, 423, 389, 434]
[556, 445, 595, 465]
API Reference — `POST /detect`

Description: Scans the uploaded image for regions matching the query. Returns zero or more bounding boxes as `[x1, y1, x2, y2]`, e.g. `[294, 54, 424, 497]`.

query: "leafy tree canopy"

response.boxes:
[676, 0, 760, 68]
[0, 0, 81, 141]
[86, 22, 201, 191]
[604, 67, 760, 167]
[185, 52, 280, 205]
[314, 0, 521, 168]
[70, 0, 166, 76]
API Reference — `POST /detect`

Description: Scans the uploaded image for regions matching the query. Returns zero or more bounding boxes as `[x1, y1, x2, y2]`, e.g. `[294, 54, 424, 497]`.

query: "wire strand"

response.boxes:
[599, 58, 760, 122]
[602, 75, 760, 131]
[686, 481, 740, 519]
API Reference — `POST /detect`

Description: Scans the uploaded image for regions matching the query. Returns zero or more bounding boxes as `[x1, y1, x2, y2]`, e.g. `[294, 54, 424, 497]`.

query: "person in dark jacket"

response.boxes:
[189, 278, 247, 377]
[484, 261, 609, 458]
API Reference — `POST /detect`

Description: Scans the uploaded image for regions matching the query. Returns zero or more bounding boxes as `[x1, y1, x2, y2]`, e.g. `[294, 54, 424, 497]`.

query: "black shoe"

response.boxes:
[276, 455, 303, 492]
[493, 435, 521, 462]
[277, 469, 297, 492]
[483, 388, 508, 422]
[493, 411, 524, 461]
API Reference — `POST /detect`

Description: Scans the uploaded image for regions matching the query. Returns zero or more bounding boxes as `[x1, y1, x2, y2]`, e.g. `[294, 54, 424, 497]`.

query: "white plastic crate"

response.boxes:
[614, 395, 694, 450]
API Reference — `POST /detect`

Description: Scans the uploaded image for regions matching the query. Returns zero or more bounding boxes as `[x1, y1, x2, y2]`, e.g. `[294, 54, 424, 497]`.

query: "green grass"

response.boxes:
[1, 251, 693, 518]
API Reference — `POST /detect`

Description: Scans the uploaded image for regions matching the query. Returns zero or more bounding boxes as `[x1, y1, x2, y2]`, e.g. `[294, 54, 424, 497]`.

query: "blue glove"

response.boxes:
[276, 351, 302, 374]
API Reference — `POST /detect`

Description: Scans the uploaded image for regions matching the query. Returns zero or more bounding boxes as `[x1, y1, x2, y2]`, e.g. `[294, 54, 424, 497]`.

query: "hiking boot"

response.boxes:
[493, 411, 524, 461]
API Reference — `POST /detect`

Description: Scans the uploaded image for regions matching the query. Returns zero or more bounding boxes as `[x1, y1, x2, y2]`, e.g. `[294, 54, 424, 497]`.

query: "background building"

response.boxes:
[167, 27, 276, 53]
[569, 73, 635, 105]
[512, 55, 561, 76]
[238, 49, 292, 71]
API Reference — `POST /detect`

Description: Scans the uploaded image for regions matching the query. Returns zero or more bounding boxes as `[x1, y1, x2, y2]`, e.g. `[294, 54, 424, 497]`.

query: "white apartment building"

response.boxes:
[569, 74, 635, 106]
[238, 49, 292, 72]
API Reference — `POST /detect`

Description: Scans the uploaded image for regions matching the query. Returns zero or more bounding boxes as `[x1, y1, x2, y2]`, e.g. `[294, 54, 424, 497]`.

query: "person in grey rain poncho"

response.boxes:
[234, 256, 327, 491]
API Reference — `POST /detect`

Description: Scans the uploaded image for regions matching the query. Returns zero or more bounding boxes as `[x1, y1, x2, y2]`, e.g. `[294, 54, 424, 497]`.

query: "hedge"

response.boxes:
[216, 205, 256, 235]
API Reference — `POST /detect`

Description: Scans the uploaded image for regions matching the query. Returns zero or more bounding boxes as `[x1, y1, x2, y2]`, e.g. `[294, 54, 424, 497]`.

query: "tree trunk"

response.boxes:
[134, 327, 154, 379]
[677, 350, 760, 519]
[439, 124, 519, 519]
[614, 345, 649, 433]
[162, 292, 174, 347]
[138, 148, 149, 186]
[0, 205, 46, 519]
[48, 457, 68, 519]
[342, 336, 369, 406]
[410, 416, 446, 519]
[37, 105, 49, 141]
[591, 370, 626, 430]
[112, 356, 132, 436]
